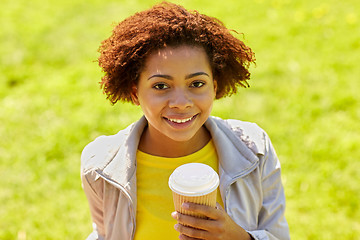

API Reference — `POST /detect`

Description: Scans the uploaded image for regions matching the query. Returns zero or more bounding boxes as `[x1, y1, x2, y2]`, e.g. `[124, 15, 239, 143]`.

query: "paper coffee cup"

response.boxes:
[168, 163, 219, 218]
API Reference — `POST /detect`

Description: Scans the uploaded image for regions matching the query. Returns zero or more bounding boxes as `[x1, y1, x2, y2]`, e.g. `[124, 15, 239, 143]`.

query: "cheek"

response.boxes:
[138, 93, 167, 115]
[140, 94, 168, 107]
[196, 94, 215, 111]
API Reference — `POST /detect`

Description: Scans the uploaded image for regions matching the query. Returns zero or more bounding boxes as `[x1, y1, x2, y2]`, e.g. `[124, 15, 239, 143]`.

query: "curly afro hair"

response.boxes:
[98, 1, 255, 104]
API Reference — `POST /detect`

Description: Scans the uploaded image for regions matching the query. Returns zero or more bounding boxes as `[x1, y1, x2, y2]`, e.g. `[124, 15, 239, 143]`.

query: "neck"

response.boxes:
[138, 125, 211, 158]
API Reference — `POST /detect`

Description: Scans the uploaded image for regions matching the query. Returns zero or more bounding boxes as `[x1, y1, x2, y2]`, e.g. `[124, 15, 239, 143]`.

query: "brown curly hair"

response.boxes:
[98, 1, 255, 104]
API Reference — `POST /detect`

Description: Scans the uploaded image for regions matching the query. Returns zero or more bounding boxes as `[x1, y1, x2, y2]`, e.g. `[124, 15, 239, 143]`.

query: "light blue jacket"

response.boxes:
[81, 116, 290, 240]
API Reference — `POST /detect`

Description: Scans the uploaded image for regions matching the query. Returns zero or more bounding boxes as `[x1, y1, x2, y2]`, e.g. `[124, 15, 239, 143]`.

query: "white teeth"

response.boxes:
[167, 116, 193, 123]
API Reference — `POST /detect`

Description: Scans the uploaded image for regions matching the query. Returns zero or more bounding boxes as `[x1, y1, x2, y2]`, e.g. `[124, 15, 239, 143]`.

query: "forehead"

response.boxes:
[142, 45, 211, 71]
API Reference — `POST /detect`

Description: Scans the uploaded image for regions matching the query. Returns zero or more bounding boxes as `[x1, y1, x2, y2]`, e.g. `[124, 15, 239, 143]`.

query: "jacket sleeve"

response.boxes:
[81, 137, 107, 240]
[247, 132, 290, 240]
[81, 170, 106, 240]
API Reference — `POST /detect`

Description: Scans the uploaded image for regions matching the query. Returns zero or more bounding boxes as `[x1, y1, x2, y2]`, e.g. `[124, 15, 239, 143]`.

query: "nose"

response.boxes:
[168, 88, 193, 109]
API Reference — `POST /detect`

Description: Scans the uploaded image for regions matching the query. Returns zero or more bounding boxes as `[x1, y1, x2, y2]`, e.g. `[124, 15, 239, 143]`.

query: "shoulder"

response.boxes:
[213, 117, 281, 173]
[80, 122, 136, 174]
[210, 116, 267, 156]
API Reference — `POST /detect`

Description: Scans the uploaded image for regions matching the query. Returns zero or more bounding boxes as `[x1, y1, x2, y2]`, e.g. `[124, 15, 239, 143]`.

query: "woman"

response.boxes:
[81, 2, 290, 240]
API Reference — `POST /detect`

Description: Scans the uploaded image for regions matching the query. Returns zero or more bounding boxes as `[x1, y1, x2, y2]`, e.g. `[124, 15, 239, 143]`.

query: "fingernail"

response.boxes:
[182, 202, 189, 209]
[171, 211, 178, 220]
[174, 224, 179, 231]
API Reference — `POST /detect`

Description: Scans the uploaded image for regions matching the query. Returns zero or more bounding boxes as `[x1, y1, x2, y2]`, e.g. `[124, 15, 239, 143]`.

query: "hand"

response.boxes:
[171, 202, 252, 240]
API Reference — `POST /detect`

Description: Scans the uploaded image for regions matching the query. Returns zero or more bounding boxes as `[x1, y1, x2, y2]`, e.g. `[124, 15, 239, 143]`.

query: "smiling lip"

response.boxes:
[164, 114, 198, 127]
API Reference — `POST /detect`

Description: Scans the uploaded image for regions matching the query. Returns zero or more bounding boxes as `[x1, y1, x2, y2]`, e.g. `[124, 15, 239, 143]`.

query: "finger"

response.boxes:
[179, 234, 202, 240]
[215, 202, 225, 211]
[174, 212, 218, 231]
[182, 202, 222, 220]
[175, 223, 209, 239]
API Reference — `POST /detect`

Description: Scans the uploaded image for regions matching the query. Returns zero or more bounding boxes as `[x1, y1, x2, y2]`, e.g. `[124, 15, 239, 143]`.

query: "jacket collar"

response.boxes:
[204, 117, 259, 178]
[100, 116, 261, 198]
[100, 116, 147, 202]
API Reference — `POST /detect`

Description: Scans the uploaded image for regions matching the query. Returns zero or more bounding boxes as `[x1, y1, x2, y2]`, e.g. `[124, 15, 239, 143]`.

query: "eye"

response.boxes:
[190, 81, 205, 88]
[153, 83, 169, 90]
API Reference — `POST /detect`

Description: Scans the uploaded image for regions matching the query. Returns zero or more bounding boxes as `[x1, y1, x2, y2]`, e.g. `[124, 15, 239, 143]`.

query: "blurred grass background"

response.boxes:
[1, 0, 359, 239]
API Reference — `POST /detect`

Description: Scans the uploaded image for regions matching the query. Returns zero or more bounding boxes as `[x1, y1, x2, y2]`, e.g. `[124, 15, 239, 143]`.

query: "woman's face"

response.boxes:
[131, 45, 217, 144]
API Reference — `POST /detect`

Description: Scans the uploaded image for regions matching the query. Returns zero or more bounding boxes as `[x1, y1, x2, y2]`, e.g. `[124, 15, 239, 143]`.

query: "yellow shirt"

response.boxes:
[134, 140, 222, 240]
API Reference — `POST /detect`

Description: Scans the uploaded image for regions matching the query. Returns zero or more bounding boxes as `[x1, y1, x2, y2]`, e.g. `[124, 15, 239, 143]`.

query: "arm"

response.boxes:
[247, 133, 290, 240]
[81, 171, 106, 240]
[80, 136, 110, 240]
[171, 131, 289, 240]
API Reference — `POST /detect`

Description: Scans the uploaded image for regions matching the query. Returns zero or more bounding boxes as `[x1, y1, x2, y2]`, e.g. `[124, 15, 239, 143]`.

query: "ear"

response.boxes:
[213, 79, 218, 96]
[130, 84, 140, 106]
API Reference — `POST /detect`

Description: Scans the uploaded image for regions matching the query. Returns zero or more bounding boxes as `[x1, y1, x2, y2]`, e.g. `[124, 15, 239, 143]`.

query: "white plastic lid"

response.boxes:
[168, 163, 220, 196]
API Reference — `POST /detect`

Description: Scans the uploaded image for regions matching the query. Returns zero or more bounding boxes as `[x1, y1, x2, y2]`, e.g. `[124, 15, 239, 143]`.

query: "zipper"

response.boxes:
[95, 170, 136, 240]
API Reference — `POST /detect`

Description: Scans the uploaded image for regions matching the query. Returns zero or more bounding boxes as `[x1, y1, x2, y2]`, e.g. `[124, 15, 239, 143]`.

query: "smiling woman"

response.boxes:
[81, 2, 289, 240]
[131, 45, 216, 157]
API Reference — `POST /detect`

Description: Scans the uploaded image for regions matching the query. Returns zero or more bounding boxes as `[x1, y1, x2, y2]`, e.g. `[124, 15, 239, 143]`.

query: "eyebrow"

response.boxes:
[147, 72, 210, 80]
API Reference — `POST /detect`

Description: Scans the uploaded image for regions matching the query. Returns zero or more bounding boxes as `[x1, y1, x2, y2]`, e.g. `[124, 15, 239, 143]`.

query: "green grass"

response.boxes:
[1, 0, 359, 239]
